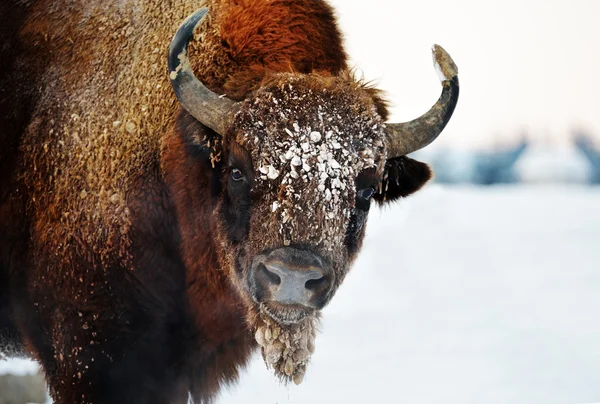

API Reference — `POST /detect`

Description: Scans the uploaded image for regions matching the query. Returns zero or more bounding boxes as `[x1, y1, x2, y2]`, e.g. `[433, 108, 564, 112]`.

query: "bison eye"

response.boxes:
[231, 168, 244, 182]
[357, 187, 375, 201]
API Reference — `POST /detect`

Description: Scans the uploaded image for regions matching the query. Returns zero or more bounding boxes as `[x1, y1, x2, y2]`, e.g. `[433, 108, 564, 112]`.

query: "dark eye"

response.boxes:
[357, 187, 375, 201]
[231, 168, 244, 182]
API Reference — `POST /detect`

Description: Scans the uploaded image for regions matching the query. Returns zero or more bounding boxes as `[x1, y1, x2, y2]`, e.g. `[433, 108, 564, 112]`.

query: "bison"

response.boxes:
[0, 0, 459, 402]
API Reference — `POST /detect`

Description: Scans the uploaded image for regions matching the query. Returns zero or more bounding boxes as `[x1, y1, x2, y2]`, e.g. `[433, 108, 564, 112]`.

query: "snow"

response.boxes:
[0, 358, 40, 376]
[2, 185, 599, 404]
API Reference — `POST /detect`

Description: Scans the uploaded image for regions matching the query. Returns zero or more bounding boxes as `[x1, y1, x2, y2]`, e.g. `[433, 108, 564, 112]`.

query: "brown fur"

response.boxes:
[189, 0, 348, 98]
[0, 0, 432, 402]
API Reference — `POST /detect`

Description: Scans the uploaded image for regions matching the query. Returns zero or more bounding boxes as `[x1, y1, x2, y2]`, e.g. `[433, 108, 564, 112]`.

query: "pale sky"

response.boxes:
[329, 0, 600, 149]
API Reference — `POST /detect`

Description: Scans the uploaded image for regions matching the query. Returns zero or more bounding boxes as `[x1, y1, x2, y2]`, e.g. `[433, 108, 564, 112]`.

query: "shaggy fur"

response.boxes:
[0, 0, 433, 402]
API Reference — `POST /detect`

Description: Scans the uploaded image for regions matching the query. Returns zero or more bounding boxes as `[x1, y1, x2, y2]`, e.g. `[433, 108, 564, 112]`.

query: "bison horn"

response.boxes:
[385, 44, 459, 157]
[168, 8, 239, 134]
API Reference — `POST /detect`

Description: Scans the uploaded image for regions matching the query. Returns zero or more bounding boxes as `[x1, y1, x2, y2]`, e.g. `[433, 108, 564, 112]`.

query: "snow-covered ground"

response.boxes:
[0, 358, 40, 376]
[2, 185, 600, 404]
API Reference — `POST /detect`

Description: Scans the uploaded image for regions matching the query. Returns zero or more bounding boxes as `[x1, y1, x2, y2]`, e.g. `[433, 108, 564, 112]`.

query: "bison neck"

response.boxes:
[162, 118, 255, 397]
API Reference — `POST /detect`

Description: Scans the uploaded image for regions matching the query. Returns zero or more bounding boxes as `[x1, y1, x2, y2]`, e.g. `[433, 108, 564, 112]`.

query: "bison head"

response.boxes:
[168, 9, 459, 383]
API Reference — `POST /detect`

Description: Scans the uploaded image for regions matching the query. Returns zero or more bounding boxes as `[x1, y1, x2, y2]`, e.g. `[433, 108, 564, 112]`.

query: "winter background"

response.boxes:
[2, 0, 600, 403]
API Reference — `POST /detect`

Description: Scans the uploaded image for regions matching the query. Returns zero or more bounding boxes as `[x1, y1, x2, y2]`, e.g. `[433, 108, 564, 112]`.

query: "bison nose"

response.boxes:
[253, 248, 333, 309]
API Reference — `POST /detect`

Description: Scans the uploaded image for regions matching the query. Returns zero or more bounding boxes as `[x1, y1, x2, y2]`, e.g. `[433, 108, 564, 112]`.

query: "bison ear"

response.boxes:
[374, 156, 432, 204]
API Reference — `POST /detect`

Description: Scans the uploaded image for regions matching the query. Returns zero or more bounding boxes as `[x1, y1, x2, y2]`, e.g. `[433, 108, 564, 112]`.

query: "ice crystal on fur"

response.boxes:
[254, 312, 318, 384]
[232, 74, 387, 251]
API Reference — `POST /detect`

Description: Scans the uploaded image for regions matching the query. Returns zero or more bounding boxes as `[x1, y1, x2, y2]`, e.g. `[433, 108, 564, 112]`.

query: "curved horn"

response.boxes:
[386, 44, 459, 157]
[168, 8, 239, 134]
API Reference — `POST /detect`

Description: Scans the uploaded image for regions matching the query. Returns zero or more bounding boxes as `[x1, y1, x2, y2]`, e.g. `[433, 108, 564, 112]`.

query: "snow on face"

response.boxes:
[231, 74, 387, 259]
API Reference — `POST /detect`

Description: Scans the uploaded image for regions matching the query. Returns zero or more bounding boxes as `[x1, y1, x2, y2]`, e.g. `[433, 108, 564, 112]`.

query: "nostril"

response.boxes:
[305, 275, 327, 291]
[259, 263, 281, 286]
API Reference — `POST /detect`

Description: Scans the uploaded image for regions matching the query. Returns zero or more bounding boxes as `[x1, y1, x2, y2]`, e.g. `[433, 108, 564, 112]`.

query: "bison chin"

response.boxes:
[247, 305, 319, 385]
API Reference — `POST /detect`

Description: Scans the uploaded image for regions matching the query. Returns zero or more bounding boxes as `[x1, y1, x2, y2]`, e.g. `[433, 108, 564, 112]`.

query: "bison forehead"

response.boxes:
[231, 75, 387, 250]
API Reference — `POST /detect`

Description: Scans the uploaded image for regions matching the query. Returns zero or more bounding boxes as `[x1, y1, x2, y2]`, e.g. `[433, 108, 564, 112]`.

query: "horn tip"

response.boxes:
[431, 44, 458, 83]
[168, 7, 209, 74]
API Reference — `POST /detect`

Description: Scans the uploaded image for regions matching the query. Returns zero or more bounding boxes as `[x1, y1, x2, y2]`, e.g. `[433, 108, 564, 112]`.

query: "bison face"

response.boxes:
[222, 74, 386, 308]
[210, 75, 390, 381]
[168, 8, 458, 384]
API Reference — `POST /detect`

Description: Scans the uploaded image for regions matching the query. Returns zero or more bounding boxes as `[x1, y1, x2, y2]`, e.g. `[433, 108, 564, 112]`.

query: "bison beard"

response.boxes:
[253, 310, 318, 384]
